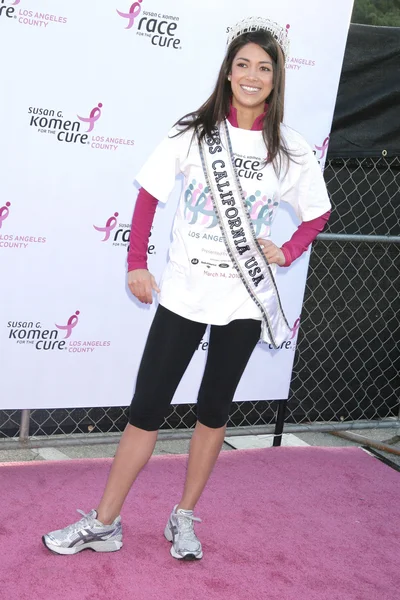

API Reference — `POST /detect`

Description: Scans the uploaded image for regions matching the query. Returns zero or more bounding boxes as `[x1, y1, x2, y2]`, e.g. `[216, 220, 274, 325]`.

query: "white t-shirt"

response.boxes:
[136, 120, 331, 325]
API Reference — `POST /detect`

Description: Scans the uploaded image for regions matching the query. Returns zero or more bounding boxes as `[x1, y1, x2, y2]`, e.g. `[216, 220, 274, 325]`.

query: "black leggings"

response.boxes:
[129, 305, 261, 430]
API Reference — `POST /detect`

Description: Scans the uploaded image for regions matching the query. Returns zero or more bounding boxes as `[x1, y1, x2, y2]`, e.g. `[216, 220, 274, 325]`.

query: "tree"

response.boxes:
[352, 0, 400, 26]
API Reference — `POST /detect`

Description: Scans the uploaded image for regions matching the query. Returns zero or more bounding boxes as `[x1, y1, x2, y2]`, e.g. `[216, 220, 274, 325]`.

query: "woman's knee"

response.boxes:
[196, 407, 229, 429]
[128, 398, 166, 431]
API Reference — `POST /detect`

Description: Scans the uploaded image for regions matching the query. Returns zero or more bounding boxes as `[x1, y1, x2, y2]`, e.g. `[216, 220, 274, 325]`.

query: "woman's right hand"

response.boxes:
[128, 269, 161, 304]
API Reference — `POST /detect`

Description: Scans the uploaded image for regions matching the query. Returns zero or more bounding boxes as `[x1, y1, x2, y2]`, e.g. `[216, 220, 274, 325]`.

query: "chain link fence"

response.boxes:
[324, 156, 399, 236]
[1, 156, 399, 445]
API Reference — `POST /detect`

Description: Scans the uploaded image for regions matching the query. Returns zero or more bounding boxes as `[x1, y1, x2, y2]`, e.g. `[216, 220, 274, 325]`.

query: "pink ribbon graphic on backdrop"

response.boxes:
[56, 311, 80, 339]
[12, 1, 21, 5]
[290, 317, 301, 340]
[93, 212, 119, 241]
[0, 202, 11, 229]
[77, 103, 103, 133]
[315, 136, 330, 160]
[117, 0, 142, 29]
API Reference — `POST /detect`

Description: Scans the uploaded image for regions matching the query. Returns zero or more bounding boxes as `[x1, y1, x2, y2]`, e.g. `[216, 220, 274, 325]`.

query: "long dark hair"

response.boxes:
[175, 29, 292, 174]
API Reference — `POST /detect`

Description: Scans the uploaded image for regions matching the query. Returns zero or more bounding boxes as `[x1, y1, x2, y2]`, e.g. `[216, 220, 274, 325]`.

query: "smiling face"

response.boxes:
[229, 42, 274, 114]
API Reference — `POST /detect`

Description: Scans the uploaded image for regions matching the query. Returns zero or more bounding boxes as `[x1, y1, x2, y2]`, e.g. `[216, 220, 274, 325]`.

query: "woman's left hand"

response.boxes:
[257, 239, 286, 266]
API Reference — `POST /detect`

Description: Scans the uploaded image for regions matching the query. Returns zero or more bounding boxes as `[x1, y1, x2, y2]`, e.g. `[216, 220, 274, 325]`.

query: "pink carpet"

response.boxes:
[1, 447, 399, 600]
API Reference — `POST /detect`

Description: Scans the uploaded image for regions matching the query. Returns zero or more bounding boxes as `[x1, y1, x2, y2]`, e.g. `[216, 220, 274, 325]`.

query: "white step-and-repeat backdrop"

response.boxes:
[0, 0, 353, 409]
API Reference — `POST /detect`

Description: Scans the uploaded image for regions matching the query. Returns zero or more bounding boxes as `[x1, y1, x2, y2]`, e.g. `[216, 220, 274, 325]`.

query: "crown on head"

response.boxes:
[227, 17, 290, 60]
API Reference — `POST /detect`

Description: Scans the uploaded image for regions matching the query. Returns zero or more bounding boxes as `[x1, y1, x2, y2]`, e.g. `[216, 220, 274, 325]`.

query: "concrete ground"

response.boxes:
[1, 428, 399, 470]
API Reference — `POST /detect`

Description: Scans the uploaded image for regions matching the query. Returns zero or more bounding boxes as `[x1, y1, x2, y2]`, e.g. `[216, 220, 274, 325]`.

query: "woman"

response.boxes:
[43, 16, 331, 561]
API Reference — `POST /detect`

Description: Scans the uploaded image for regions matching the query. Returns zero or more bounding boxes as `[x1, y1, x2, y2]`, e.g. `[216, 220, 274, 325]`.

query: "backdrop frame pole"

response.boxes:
[273, 400, 288, 447]
[19, 410, 30, 443]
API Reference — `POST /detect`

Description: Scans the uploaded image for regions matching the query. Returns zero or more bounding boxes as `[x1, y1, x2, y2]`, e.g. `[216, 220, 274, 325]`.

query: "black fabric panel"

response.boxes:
[329, 24, 400, 158]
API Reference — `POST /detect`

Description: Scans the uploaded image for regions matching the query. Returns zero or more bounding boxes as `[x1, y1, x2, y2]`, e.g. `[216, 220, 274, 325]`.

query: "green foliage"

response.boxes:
[352, 0, 400, 26]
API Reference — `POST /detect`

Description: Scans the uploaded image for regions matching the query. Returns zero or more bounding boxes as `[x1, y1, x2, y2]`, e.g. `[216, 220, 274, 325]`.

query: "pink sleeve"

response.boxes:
[281, 210, 331, 267]
[127, 188, 158, 272]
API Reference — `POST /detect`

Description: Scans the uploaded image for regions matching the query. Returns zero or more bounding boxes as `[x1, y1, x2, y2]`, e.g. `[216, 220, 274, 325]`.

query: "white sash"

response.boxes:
[198, 120, 293, 349]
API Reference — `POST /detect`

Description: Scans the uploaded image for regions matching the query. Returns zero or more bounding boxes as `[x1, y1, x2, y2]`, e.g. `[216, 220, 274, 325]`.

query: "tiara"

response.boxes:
[227, 17, 290, 60]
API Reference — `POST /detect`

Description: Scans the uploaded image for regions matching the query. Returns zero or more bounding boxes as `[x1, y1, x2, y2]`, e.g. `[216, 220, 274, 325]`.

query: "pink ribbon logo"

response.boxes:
[93, 212, 119, 241]
[12, 1, 21, 5]
[315, 136, 330, 160]
[290, 317, 300, 340]
[117, 0, 142, 29]
[0, 202, 11, 229]
[77, 103, 103, 133]
[56, 311, 80, 339]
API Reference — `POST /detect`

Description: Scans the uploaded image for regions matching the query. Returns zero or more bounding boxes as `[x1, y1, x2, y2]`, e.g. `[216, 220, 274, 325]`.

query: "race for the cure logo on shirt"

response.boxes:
[0, 0, 68, 28]
[116, 0, 182, 50]
[0, 199, 47, 250]
[27, 103, 135, 152]
[183, 159, 279, 239]
[182, 134, 279, 241]
[6, 311, 111, 354]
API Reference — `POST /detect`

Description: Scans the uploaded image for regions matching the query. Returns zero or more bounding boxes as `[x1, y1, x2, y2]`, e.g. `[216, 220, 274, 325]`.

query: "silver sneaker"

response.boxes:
[164, 505, 203, 560]
[42, 509, 123, 555]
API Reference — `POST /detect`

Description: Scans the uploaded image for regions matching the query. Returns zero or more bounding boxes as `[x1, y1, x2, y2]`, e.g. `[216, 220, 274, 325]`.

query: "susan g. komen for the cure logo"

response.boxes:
[0, 200, 47, 250]
[7, 311, 111, 353]
[28, 102, 135, 152]
[0, 0, 68, 28]
[93, 210, 156, 255]
[117, 0, 182, 50]
[55, 311, 80, 339]
[58, 311, 112, 354]
[78, 103, 103, 133]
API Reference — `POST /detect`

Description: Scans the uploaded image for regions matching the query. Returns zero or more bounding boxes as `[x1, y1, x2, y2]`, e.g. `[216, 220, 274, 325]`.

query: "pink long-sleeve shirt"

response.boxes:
[127, 109, 330, 272]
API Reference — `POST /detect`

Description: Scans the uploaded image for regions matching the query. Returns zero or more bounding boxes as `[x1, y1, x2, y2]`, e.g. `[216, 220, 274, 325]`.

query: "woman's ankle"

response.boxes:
[96, 509, 118, 525]
[176, 503, 195, 512]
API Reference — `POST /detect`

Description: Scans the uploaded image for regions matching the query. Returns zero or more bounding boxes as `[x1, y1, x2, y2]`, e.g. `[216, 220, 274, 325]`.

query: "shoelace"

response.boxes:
[176, 512, 201, 540]
[64, 509, 96, 535]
